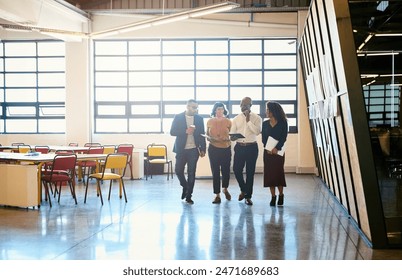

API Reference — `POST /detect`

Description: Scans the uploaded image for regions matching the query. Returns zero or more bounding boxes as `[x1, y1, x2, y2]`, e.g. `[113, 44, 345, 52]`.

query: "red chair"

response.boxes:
[35, 145, 50, 154]
[77, 146, 104, 181]
[116, 144, 134, 179]
[41, 153, 77, 207]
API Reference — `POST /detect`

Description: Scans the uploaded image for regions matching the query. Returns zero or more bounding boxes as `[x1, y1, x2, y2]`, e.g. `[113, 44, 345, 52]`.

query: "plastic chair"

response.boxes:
[68, 142, 79, 147]
[116, 144, 134, 180]
[145, 143, 173, 180]
[103, 145, 116, 154]
[84, 142, 102, 147]
[84, 153, 128, 205]
[41, 153, 77, 207]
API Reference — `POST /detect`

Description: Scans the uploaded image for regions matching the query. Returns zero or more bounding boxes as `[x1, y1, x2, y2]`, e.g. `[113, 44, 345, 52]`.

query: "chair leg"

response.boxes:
[97, 180, 104, 205]
[70, 181, 77, 205]
[84, 177, 89, 203]
[108, 180, 113, 201]
[121, 179, 127, 203]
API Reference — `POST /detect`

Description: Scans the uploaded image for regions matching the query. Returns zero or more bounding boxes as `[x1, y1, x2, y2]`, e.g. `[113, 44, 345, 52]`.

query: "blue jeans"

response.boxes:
[175, 148, 199, 199]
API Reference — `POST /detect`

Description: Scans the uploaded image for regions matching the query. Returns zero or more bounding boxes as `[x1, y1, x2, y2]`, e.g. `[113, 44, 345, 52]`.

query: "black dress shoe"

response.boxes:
[245, 198, 253, 206]
[181, 188, 187, 200]
[238, 192, 245, 201]
[185, 198, 194, 204]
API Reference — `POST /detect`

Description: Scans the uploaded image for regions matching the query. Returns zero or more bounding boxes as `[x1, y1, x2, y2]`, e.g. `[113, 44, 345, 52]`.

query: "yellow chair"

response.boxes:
[103, 145, 116, 154]
[84, 153, 128, 205]
[145, 144, 173, 180]
[18, 145, 32, 153]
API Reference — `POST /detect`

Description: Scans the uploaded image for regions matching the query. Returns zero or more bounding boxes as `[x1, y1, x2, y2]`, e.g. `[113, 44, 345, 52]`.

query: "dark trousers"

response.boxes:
[208, 145, 231, 194]
[233, 143, 258, 199]
[175, 148, 199, 199]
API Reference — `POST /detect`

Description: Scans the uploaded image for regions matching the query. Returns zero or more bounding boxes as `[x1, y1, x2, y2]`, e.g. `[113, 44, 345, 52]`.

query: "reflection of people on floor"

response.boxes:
[175, 205, 205, 260]
[262, 207, 285, 259]
[233, 204, 257, 259]
[209, 202, 233, 259]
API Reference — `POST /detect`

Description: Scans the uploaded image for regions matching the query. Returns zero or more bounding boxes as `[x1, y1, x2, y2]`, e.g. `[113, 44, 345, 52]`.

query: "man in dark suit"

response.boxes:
[170, 99, 206, 204]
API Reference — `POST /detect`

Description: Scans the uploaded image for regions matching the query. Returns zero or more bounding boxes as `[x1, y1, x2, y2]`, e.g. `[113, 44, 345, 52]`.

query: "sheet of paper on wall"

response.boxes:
[265, 136, 285, 156]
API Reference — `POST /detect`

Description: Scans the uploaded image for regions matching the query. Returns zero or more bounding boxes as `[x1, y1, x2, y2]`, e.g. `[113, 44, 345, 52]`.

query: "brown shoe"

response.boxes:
[212, 196, 221, 204]
[245, 198, 253, 206]
[223, 189, 231, 201]
[238, 192, 245, 201]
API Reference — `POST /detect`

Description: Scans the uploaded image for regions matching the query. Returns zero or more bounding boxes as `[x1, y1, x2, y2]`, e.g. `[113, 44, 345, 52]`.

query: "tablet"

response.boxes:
[229, 133, 245, 139]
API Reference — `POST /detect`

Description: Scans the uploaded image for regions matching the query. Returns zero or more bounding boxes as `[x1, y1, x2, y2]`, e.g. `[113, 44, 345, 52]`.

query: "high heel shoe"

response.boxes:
[270, 195, 277, 206]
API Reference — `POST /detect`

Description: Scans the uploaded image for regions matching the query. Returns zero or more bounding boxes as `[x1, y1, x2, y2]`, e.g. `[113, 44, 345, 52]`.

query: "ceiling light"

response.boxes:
[357, 52, 399, 56]
[357, 33, 374, 51]
[91, 1, 240, 39]
[375, 33, 402, 37]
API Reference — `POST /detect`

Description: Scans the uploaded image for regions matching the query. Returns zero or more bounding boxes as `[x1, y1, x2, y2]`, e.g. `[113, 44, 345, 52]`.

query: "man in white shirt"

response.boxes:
[230, 97, 262, 206]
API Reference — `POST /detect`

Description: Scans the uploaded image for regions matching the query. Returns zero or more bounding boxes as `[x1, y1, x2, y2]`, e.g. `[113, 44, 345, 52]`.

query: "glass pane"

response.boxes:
[129, 72, 161, 86]
[196, 56, 228, 70]
[7, 106, 36, 116]
[96, 57, 127, 71]
[196, 40, 228, 54]
[282, 104, 295, 115]
[96, 72, 127, 86]
[0, 58, 3, 71]
[38, 73, 65, 87]
[129, 118, 161, 132]
[95, 41, 127, 55]
[230, 87, 262, 101]
[5, 42, 36, 56]
[96, 119, 127, 132]
[231, 104, 261, 115]
[37, 42, 65, 56]
[264, 39, 297, 53]
[230, 40, 261, 54]
[265, 55, 296, 69]
[96, 88, 127, 101]
[165, 104, 186, 114]
[163, 56, 194, 70]
[163, 41, 194, 54]
[265, 86, 297, 100]
[39, 106, 65, 116]
[129, 41, 160, 55]
[231, 56, 262, 69]
[0, 89, 4, 102]
[163, 72, 194, 85]
[196, 71, 227, 85]
[264, 71, 296, 85]
[129, 56, 160, 70]
[129, 87, 160, 101]
[5, 58, 36, 71]
[162, 118, 173, 133]
[38, 119, 65, 133]
[131, 104, 159, 114]
[230, 71, 262, 85]
[5, 89, 37, 102]
[38, 57, 65, 72]
[163, 87, 194, 101]
[98, 105, 126, 115]
[38, 88, 65, 102]
[196, 87, 228, 101]
[6, 119, 37, 133]
[5, 74, 36, 87]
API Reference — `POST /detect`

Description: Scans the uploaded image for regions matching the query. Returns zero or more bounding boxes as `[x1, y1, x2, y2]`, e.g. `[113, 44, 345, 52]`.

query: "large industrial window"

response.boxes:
[93, 38, 297, 134]
[0, 40, 65, 134]
[364, 84, 400, 127]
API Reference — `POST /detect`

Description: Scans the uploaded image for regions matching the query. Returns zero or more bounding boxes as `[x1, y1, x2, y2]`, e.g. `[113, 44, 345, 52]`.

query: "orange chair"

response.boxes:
[41, 153, 77, 207]
[116, 144, 134, 180]
[84, 153, 128, 205]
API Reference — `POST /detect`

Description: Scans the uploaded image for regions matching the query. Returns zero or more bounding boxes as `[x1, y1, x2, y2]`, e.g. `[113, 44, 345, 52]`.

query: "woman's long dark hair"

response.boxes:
[210, 102, 229, 117]
[266, 101, 287, 122]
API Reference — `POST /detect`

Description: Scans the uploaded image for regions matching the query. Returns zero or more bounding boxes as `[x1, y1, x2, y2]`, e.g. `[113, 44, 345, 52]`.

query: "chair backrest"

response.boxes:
[68, 142, 79, 147]
[84, 142, 102, 147]
[12, 142, 24, 146]
[18, 145, 31, 153]
[103, 153, 128, 176]
[116, 144, 134, 158]
[147, 144, 168, 159]
[103, 145, 116, 154]
[35, 145, 50, 154]
[88, 146, 104, 154]
[51, 154, 77, 175]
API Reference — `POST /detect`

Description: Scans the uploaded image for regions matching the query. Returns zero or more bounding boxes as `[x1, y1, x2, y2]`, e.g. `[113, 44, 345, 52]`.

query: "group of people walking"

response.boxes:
[170, 97, 288, 206]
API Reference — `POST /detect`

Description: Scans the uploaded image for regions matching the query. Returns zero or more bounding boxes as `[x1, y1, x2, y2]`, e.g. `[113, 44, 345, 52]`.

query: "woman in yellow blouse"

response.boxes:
[207, 102, 232, 204]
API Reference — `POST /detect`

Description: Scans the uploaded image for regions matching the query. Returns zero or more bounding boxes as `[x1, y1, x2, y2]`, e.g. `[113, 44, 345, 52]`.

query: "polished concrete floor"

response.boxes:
[1, 173, 402, 260]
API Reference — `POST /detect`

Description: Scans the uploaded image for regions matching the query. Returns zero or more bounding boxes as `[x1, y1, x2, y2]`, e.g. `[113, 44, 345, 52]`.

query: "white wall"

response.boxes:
[0, 11, 315, 175]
